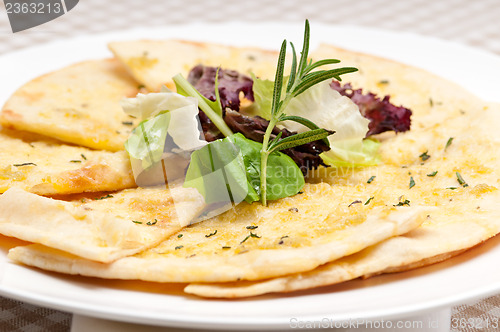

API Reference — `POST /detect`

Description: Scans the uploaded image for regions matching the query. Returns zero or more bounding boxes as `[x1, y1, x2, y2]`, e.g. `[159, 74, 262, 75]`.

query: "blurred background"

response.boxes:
[1, 0, 500, 55]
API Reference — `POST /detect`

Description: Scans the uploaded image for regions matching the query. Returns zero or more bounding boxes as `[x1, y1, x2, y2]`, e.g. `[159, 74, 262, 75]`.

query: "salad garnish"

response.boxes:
[122, 19, 414, 213]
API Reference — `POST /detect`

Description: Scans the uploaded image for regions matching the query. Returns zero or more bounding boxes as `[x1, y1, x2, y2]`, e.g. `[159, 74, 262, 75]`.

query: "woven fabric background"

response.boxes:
[0, 0, 499, 331]
[1, 0, 500, 55]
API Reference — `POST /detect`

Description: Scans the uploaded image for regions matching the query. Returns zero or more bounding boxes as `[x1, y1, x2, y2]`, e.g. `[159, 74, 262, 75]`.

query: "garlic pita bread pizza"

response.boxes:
[186, 176, 500, 297]
[7, 182, 426, 282]
[0, 127, 135, 195]
[0, 59, 141, 151]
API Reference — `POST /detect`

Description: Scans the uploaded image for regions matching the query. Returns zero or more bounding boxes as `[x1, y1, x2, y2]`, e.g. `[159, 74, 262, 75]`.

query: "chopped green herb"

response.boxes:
[419, 151, 430, 161]
[445, 137, 454, 150]
[447, 187, 458, 190]
[146, 219, 158, 226]
[80, 154, 87, 160]
[246, 225, 258, 230]
[137, 84, 145, 89]
[409, 176, 416, 189]
[122, 121, 134, 126]
[175, 245, 183, 250]
[367, 176, 376, 184]
[240, 232, 262, 244]
[132, 220, 142, 224]
[429, 98, 434, 107]
[427, 171, 438, 177]
[94, 194, 113, 200]
[70, 160, 82, 163]
[394, 199, 411, 207]
[177, 234, 183, 238]
[378, 79, 389, 85]
[13, 162, 37, 167]
[222, 246, 231, 249]
[205, 230, 218, 238]
[456, 172, 469, 187]
[364, 196, 374, 205]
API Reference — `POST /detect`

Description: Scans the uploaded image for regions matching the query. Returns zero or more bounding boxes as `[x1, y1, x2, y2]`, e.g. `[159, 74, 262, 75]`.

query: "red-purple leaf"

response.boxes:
[330, 81, 412, 136]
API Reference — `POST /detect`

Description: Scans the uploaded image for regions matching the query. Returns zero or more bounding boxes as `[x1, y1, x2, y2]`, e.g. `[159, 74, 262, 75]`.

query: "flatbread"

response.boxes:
[185, 187, 500, 297]
[180, 46, 500, 297]
[1, 184, 205, 263]
[4, 42, 499, 298]
[7, 182, 426, 282]
[0, 59, 141, 151]
[0, 127, 135, 195]
[108, 39, 281, 91]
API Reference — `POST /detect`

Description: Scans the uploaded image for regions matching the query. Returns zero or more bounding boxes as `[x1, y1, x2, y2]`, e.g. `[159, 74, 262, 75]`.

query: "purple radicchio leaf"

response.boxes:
[187, 65, 254, 112]
[330, 81, 412, 136]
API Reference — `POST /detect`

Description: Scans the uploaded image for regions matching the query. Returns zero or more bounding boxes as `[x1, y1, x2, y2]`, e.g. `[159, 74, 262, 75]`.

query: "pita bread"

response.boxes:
[0, 59, 140, 151]
[0, 127, 135, 195]
[1, 184, 205, 263]
[7, 182, 427, 282]
[185, 186, 500, 297]
[3, 41, 499, 299]
[181, 46, 500, 297]
[108, 39, 281, 91]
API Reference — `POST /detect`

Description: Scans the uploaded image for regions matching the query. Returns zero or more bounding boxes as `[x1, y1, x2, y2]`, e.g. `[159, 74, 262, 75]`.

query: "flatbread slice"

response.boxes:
[0, 185, 205, 263]
[108, 39, 281, 91]
[0, 59, 141, 151]
[0, 127, 135, 195]
[7, 182, 427, 282]
[185, 187, 500, 297]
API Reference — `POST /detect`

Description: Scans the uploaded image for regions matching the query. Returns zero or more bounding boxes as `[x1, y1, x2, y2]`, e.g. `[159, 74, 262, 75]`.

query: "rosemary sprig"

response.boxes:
[259, 20, 358, 205]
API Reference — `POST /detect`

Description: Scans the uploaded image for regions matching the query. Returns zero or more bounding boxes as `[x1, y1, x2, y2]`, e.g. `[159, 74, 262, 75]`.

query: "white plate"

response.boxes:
[0, 23, 500, 330]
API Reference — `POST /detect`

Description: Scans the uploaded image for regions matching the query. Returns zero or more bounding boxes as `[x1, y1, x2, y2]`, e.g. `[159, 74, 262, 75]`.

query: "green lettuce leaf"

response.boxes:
[251, 76, 274, 120]
[320, 138, 380, 167]
[252, 79, 379, 167]
[124, 112, 170, 170]
[184, 133, 304, 204]
[251, 75, 288, 121]
[122, 92, 206, 170]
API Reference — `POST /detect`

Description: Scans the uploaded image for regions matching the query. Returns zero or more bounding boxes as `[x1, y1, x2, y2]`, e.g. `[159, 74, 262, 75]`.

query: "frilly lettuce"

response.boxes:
[251, 75, 275, 120]
[252, 78, 380, 167]
[122, 91, 206, 170]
